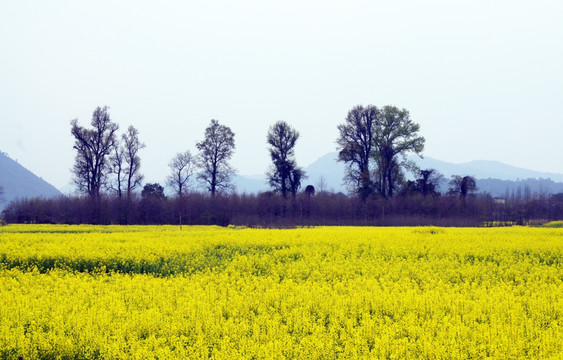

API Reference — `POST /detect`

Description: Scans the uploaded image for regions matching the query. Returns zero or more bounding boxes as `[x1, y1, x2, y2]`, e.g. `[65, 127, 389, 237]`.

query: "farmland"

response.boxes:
[0, 225, 562, 359]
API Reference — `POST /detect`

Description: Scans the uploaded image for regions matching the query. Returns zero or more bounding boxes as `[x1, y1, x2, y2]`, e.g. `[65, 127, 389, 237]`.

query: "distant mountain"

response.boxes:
[476, 178, 563, 197]
[232, 174, 268, 194]
[410, 156, 563, 183]
[301, 152, 347, 192]
[0, 151, 62, 211]
[234, 152, 563, 196]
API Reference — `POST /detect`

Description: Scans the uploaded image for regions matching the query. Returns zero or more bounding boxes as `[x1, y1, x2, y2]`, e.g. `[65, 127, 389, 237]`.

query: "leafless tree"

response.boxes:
[71, 106, 119, 200]
[336, 105, 378, 199]
[196, 119, 236, 196]
[122, 126, 145, 198]
[316, 175, 327, 193]
[266, 121, 305, 198]
[167, 151, 196, 197]
[109, 126, 145, 199]
[109, 144, 125, 198]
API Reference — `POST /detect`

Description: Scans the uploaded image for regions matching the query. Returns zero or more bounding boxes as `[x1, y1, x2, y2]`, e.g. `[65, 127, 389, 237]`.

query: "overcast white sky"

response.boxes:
[1, 0, 562, 190]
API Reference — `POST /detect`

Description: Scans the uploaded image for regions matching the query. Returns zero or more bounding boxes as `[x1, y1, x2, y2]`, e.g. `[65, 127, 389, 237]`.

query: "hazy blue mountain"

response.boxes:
[301, 152, 347, 193]
[476, 178, 563, 197]
[0, 151, 62, 211]
[234, 152, 563, 196]
[232, 174, 269, 194]
[410, 156, 563, 182]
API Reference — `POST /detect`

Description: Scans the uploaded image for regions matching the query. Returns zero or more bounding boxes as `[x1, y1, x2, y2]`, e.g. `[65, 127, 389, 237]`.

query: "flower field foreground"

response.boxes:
[0, 225, 562, 359]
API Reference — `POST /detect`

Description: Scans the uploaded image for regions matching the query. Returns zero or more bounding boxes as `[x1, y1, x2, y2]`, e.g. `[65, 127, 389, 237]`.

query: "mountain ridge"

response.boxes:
[235, 152, 563, 195]
[411, 156, 563, 183]
[0, 151, 62, 211]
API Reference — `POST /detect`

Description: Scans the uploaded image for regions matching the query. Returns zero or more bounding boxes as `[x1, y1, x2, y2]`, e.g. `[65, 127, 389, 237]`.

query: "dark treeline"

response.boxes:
[3, 190, 562, 227]
[2, 104, 562, 226]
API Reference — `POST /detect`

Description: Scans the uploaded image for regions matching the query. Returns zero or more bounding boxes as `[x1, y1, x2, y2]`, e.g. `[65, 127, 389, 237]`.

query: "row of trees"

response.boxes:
[3, 189, 562, 226]
[71, 107, 142, 200]
[71, 104, 431, 202]
[4, 103, 559, 226]
[70, 107, 311, 202]
[69, 108, 235, 201]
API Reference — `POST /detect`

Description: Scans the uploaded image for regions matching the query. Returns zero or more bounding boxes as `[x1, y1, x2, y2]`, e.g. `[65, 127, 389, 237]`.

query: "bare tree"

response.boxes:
[122, 126, 145, 198]
[373, 106, 425, 198]
[109, 143, 125, 198]
[266, 121, 305, 198]
[109, 126, 145, 199]
[167, 151, 196, 197]
[71, 106, 119, 200]
[316, 175, 327, 193]
[196, 119, 236, 196]
[336, 105, 378, 199]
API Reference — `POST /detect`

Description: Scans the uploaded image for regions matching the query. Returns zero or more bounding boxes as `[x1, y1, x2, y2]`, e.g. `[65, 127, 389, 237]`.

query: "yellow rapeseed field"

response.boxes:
[0, 225, 562, 359]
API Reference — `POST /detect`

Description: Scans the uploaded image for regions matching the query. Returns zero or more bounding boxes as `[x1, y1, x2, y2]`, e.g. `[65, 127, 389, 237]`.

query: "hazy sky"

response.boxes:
[1, 0, 562, 190]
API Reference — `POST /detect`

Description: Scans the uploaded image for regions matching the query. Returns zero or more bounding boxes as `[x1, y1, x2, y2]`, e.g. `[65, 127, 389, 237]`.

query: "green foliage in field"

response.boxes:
[543, 220, 563, 228]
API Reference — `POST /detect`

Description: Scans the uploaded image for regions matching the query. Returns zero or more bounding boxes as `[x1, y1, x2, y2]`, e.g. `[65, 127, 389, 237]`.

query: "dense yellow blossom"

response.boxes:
[0, 225, 562, 359]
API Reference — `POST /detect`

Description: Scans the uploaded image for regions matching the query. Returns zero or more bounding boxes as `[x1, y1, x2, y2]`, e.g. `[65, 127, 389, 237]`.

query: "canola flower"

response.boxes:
[0, 225, 562, 359]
